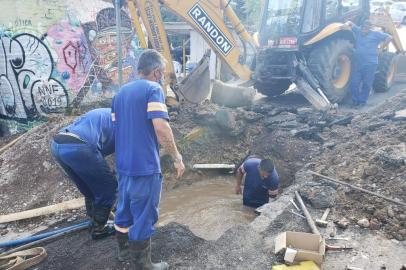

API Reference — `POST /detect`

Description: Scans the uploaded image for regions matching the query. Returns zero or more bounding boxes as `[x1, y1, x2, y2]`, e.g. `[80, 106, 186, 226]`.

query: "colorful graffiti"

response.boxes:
[0, 33, 68, 120]
[0, 1, 144, 127]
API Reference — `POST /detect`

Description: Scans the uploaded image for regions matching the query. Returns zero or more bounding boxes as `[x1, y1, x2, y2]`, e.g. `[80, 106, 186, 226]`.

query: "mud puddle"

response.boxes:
[158, 176, 256, 240]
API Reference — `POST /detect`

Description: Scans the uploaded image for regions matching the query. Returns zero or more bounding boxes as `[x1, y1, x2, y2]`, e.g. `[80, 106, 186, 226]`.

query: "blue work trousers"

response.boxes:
[50, 141, 117, 208]
[114, 174, 162, 241]
[350, 62, 378, 105]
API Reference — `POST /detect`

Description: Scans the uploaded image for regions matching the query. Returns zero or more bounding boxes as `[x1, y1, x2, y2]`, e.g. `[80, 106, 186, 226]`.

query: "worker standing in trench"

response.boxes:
[112, 49, 185, 270]
[345, 20, 392, 107]
[235, 156, 280, 208]
[50, 108, 116, 239]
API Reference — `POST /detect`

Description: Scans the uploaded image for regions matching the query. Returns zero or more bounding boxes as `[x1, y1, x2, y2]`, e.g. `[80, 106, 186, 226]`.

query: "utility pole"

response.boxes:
[115, 0, 123, 87]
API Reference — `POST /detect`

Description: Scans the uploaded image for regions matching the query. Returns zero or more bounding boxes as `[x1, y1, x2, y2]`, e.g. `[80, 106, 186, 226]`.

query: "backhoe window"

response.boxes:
[264, 0, 303, 38]
[326, 0, 340, 20]
[342, 0, 361, 13]
[302, 0, 322, 33]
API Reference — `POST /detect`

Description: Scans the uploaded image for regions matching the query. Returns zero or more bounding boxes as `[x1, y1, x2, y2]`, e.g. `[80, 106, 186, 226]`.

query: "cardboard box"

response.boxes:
[274, 232, 325, 266]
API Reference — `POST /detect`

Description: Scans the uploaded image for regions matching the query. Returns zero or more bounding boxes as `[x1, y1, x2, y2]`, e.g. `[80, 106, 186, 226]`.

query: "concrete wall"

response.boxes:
[0, 0, 144, 133]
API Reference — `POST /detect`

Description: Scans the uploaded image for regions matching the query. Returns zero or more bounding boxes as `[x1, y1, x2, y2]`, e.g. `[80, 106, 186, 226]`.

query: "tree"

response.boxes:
[233, 0, 262, 30]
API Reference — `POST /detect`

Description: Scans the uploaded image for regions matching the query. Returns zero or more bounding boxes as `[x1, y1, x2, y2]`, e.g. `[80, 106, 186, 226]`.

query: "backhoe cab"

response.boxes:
[255, 0, 400, 108]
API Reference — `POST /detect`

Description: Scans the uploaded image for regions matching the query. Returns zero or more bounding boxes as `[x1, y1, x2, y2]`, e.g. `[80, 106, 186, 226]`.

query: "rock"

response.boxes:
[369, 218, 381, 230]
[265, 112, 297, 126]
[357, 218, 370, 228]
[324, 142, 336, 149]
[0, 224, 8, 229]
[398, 214, 406, 221]
[374, 208, 388, 222]
[362, 165, 380, 178]
[215, 109, 239, 135]
[366, 121, 387, 131]
[387, 206, 395, 218]
[336, 217, 350, 229]
[394, 233, 405, 241]
[0, 229, 8, 236]
[300, 185, 337, 209]
[297, 107, 313, 116]
[328, 115, 354, 127]
[42, 161, 51, 170]
[211, 80, 256, 107]
[393, 109, 406, 121]
[291, 126, 324, 142]
[372, 143, 406, 168]
[241, 111, 264, 123]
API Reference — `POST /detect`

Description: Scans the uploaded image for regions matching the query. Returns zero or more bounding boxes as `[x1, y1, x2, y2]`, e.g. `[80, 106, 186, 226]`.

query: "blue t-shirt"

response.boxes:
[112, 79, 169, 176]
[62, 108, 115, 156]
[242, 158, 279, 207]
[353, 25, 390, 64]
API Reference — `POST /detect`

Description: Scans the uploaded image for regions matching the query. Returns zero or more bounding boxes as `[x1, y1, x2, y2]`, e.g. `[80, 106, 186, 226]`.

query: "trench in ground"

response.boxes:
[157, 176, 257, 240]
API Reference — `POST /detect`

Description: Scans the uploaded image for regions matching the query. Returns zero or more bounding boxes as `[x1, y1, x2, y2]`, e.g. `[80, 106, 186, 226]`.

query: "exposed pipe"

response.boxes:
[0, 221, 90, 248]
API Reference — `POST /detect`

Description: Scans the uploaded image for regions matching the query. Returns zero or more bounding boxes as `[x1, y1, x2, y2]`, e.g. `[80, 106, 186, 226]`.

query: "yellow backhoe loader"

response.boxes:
[127, 0, 404, 110]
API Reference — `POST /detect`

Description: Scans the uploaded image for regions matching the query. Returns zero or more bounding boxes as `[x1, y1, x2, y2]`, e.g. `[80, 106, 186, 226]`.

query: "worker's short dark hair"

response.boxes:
[259, 158, 274, 174]
[137, 49, 166, 75]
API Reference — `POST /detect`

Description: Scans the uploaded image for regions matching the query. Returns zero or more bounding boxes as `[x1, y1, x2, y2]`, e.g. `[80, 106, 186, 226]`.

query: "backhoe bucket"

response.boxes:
[176, 52, 211, 104]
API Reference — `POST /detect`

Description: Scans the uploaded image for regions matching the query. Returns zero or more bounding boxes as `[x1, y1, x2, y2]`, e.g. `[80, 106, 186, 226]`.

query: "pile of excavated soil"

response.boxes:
[297, 90, 406, 241]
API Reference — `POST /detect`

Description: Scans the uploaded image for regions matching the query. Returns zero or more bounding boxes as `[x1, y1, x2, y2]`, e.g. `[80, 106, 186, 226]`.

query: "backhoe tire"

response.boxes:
[255, 79, 292, 97]
[373, 52, 397, 93]
[308, 39, 354, 103]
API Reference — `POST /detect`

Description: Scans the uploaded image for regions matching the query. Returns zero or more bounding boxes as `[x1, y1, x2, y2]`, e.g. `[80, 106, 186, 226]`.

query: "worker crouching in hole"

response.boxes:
[50, 108, 117, 240]
[235, 156, 280, 209]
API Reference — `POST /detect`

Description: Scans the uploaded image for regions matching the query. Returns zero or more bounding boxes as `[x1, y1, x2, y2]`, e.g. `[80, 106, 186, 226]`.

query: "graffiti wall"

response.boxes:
[0, 0, 144, 133]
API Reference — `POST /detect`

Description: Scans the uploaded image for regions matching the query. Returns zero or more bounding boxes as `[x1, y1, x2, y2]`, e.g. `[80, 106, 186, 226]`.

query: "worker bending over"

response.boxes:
[235, 157, 280, 208]
[112, 49, 185, 270]
[346, 20, 392, 107]
[51, 108, 116, 239]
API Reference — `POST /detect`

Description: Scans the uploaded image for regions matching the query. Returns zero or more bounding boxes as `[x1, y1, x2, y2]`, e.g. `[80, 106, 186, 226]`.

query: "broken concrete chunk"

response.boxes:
[336, 217, 350, 229]
[300, 185, 337, 209]
[372, 143, 406, 168]
[215, 109, 236, 129]
[357, 218, 370, 228]
[328, 115, 354, 127]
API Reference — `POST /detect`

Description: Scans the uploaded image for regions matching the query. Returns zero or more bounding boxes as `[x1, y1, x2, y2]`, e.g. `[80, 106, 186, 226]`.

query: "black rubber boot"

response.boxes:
[91, 206, 115, 240]
[116, 231, 130, 262]
[128, 239, 169, 270]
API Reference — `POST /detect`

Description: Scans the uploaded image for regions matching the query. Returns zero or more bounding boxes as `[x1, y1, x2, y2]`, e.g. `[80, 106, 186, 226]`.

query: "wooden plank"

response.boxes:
[0, 198, 84, 224]
[192, 164, 235, 170]
[295, 191, 320, 235]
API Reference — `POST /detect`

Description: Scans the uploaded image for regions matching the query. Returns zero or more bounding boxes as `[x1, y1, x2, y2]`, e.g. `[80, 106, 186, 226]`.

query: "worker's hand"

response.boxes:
[342, 21, 353, 29]
[174, 159, 185, 180]
[235, 185, 242, 195]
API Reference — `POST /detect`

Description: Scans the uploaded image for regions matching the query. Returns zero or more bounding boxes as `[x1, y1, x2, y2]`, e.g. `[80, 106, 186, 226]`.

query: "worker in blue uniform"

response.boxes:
[346, 20, 392, 107]
[50, 108, 116, 239]
[235, 157, 280, 208]
[112, 49, 185, 270]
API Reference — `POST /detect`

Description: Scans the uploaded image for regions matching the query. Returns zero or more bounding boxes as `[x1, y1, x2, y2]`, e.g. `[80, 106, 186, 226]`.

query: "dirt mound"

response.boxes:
[0, 116, 79, 216]
[298, 91, 406, 241]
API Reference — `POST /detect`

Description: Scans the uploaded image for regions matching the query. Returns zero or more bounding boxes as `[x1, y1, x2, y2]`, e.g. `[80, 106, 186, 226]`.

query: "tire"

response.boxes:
[255, 79, 292, 97]
[373, 52, 397, 92]
[308, 39, 354, 103]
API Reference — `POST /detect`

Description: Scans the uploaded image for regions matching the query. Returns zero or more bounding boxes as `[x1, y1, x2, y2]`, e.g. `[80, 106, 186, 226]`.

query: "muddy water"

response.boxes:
[158, 177, 256, 240]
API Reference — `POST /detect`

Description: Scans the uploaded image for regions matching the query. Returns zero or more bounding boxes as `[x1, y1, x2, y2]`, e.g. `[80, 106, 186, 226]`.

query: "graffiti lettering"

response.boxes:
[0, 33, 68, 120]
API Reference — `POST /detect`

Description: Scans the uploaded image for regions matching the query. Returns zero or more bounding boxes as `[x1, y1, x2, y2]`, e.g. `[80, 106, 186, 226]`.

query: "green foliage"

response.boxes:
[233, 0, 262, 30]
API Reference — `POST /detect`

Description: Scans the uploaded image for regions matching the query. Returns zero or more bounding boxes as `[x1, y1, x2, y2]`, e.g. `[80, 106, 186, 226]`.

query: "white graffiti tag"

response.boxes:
[0, 33, 68, 120]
